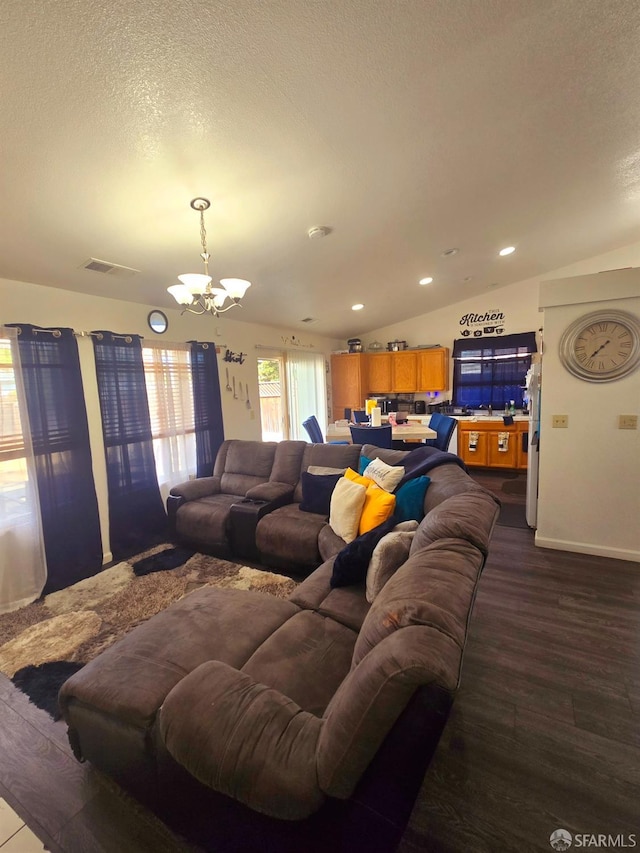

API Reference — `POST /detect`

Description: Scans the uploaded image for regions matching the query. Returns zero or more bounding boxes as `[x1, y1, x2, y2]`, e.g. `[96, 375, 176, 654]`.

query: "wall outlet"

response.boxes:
[618, 414, 638, 430]
[552, 414, 568, 428]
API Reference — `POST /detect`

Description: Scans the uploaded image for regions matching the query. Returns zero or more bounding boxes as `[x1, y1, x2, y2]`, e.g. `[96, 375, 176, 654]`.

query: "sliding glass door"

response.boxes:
[258, 350, 327, 442]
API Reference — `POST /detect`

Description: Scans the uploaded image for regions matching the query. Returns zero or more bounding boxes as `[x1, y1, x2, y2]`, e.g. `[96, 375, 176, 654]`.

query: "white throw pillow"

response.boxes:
[329, 478, 367, 544]
[362, 457, 405, 493]
[366, 529, 416, 603]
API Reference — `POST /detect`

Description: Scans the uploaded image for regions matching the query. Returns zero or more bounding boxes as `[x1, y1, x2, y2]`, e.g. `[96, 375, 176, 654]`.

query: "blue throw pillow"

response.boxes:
[358, 455, 372, 475]
[330, 516, 397, 587]
[299, 472, 343, 515]
[393, 475, 430, 523]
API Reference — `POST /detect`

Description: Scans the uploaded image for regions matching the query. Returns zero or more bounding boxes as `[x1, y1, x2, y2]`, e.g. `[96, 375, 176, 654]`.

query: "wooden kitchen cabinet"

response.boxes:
[457, 419, 528, 470]
[417, 347, 449, 392]
[390, 351, 418, 393]
[367, 352, 392, 392]
[330, 353, 368, 418]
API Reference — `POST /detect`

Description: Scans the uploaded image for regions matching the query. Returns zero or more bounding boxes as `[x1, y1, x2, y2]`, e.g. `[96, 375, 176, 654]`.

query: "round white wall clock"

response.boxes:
[558, 309, 640, 382]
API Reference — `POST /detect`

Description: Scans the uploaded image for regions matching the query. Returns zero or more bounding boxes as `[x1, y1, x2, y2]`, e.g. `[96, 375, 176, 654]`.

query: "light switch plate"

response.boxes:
[552, 415, 568, 428]
[618, 414, 638, 430]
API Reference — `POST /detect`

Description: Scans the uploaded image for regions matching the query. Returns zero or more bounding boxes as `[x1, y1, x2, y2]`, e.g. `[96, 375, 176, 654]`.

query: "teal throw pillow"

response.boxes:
[358, 455, 372, 476]
[393, 475, 430, 523]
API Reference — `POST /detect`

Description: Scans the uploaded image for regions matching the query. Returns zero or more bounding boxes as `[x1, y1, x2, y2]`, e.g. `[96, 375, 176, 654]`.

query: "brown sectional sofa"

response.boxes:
[59, 441, 500, 853]
[168, 439, 362, 570]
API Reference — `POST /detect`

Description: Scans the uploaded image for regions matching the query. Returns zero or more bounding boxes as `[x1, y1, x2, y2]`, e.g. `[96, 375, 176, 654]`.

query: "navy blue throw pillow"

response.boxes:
[299, 472, 343, 515]
[330, 516, 398, 588]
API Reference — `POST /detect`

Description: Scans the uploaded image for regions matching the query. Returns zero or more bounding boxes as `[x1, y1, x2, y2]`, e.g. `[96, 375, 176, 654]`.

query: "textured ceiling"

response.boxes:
[2, 0, 640, 340]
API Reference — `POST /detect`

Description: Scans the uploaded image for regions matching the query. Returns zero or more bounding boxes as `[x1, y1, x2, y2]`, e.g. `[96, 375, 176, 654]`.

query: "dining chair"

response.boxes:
[302, 415, 349, 444]
[349, 424, 393, 449]
[352, 410, 369, 423]
[425, 413, 457, 451]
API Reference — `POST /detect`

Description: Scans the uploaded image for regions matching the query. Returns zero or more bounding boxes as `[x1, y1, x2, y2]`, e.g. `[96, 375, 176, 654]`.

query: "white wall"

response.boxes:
[1, 277, 340, 562]
[536, 270, 639, 562]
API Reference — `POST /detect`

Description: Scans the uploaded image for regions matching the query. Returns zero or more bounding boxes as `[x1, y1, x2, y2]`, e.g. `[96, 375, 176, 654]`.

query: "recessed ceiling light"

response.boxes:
[499, 246, 516, 256]
[419, 277, 433, 285]
[352, 303, 364, 311]
[441, 248, 459, 257]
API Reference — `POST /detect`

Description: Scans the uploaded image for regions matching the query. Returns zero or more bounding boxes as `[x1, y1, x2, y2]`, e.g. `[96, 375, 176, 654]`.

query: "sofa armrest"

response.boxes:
[158, 660, 324, 819]
[169, 476, 221, 501]
[245, 481, 294, 507]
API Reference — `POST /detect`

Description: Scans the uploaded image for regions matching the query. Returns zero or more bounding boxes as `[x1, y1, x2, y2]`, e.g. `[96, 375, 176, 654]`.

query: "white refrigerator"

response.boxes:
[525, 363, 541, 528]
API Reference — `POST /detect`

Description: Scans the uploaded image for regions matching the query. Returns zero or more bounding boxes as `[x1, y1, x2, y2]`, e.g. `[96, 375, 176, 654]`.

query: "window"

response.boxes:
[143, 341, 196, 501]
[452, 332, 537, 410]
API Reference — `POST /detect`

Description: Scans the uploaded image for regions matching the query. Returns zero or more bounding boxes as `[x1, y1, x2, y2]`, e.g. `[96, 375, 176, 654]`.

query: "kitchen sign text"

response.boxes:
[459, 309, 506, 337]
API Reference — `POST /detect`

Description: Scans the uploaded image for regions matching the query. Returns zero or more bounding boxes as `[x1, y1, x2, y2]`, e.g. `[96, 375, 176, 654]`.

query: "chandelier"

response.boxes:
[167, 198, 251, 316]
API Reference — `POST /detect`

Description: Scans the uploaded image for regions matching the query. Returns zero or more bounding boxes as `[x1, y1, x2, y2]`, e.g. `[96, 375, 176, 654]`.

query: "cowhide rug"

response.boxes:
[0, 545, 298, 718]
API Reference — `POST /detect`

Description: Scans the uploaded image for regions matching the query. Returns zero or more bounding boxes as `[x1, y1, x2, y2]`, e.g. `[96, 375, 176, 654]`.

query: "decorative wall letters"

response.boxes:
[223, 349, 246, 364]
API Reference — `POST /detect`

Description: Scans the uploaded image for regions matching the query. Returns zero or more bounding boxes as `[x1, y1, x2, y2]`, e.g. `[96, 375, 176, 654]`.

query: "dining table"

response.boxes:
[326, 421, 437, 442]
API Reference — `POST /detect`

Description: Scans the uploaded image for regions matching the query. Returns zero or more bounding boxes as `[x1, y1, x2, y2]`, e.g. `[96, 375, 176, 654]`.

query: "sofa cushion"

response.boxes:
[410, 491, 499, 557]
[329, 478, 367, 544]
[288, 560, 371, 632]
[175, 494, 240, 546]
[242, 610, 358, 716]
[293, 444, 362, 502]
[299, 471, 343, 515]
[352, 538, 484, 667]
[256, 504, 327, 570]
[317, 523, 348, 562]
[219, 440, 278, 496]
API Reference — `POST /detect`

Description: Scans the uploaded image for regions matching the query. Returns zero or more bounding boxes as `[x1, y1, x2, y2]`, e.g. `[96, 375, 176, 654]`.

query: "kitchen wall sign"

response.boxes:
[459, 309, 506, 337]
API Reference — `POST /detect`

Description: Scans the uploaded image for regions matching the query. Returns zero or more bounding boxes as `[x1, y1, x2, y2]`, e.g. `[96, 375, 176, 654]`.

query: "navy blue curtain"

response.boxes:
[189, 341, 224, 477]
[452, 332, 537, 409]
[7, 324, 102, 593]
[92, 331, 167, 560]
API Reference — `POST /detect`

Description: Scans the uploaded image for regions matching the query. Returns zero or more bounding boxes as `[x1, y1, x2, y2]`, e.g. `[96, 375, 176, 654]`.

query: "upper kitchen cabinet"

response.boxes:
[417, 347, 449, 392]
[390, 351, 418, 393]
[330, 353, 368, 417]
[367, 352, 392, 392]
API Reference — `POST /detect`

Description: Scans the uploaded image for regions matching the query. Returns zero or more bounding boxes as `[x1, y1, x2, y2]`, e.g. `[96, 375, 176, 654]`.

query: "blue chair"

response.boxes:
[352, 410, 369, 423]
[349, 424, 393, 449]
[302, 415, 349, 444]
[343, 408, 352, 421]
[425, 413, 457, 451]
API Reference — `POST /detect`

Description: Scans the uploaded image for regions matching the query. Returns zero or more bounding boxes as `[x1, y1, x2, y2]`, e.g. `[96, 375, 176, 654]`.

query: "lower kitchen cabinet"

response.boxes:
[457, 419, 528, 470]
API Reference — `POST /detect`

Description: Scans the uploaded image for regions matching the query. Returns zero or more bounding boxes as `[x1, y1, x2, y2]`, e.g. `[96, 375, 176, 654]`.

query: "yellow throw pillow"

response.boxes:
[344, 467, 396, 534]
[344, 468, 375, 489]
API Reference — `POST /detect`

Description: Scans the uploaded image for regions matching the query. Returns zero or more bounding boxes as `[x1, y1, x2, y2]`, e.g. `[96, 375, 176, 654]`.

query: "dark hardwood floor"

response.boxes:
[1, 517, 638, 852]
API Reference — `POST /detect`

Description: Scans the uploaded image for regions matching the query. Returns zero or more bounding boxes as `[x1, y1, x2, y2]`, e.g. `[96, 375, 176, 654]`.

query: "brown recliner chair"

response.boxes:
[167, 439, 306, 557]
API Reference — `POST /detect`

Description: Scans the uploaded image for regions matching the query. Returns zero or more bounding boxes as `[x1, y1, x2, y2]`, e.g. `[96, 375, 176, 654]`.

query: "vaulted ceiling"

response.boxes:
[2, 0, 640, 340]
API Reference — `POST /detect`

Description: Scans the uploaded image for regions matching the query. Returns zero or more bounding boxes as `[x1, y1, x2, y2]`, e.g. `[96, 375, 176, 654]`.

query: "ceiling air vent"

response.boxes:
[81, 258, 140, 278]
[301, 317, 317, 323]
